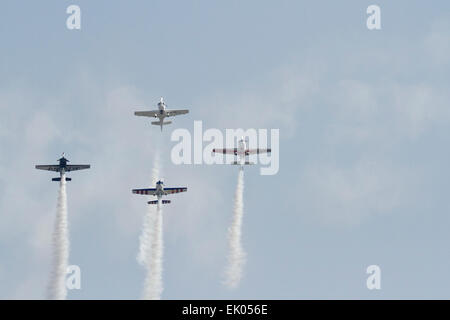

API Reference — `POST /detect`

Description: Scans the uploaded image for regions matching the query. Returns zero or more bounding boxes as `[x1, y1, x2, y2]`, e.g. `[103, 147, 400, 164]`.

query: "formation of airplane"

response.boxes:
[35, 153, 90, 181]
[134, 97, 189, 131]
[213, 137, 271, 166]
[35, 99, 270, 207]
[132, 180, 187, 204]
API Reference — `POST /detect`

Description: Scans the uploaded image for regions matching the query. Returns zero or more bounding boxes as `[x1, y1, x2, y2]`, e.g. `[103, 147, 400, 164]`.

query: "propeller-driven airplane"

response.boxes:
[132, 180, 187, 205]
[35, 153, 90, 181]
[134, 97, 189, 131]
[213, 137, 271, 166]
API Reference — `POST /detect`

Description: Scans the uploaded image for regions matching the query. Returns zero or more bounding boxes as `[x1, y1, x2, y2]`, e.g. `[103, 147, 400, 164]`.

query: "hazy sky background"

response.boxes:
[1, 1, 450, 299]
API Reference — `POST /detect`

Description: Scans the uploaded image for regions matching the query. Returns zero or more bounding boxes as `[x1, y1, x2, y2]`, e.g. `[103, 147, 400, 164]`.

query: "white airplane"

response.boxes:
[132, 180, 187, 205]
[212, 137, 271, 166]
[35, 153, 90, 182]
[134, 97, 189, 131]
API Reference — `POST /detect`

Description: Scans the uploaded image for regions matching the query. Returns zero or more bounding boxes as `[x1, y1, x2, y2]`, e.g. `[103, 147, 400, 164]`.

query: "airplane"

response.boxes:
[212, 137, 271, 166]
[132, 180, 187, 205]
[35, 153, 90, 182]
[134, 97, 189, 131]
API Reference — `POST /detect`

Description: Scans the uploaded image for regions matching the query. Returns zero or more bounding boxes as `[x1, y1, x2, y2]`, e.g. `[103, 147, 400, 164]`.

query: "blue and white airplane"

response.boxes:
[132, 180, 187, 205]
[134, 97, 189, 131]
[35, 153, 90, 181]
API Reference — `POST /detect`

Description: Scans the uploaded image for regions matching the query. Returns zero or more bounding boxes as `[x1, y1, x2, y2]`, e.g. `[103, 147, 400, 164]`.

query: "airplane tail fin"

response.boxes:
[148, 200, 171, 205]
[151, 121, 172, 126]
[151, 121, 172, 131]
[52, 177, 72, 182]
[231, 161, 254, 165]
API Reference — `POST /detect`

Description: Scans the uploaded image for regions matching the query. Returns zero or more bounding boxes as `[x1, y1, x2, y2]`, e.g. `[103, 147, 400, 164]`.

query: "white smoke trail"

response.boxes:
[138, 152, 164, 299]
[137, 155, 160, 266]
[142, 199, 163, 299]
[47, 173, 69, 300]
[224, 167, 246, 289]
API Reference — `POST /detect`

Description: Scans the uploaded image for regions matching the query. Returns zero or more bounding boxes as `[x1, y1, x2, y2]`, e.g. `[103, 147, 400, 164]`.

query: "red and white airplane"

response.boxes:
[213, 137, 271, 166]
[132, 180, 187, 205]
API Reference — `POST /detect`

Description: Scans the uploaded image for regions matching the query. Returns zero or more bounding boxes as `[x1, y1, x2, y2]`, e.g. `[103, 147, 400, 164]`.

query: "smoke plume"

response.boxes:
[138, 152, 164, 299]
[47, 174, 69, 300]
[224, 167, 246, 289]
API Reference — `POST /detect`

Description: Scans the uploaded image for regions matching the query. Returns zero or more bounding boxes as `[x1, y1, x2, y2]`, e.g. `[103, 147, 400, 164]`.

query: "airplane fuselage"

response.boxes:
[157, 101, 166, 118]
[154, 101, 169, 130]
[57, 157, 69, 175]
[154, 181, 165, 198]
[235, 139, 247, 165]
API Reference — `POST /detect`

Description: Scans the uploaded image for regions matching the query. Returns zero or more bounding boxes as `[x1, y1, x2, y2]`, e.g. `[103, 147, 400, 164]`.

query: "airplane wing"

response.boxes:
[212, 148, 238, 155]
[35, 165, 60, 172]
[163, 187, 187, 195]
[165, 109, 189, 117]
[133, 188, 157, 195]
[246, 148, 271, 155]
[134, 110, 159, 118]
[65, 165, 90, 172]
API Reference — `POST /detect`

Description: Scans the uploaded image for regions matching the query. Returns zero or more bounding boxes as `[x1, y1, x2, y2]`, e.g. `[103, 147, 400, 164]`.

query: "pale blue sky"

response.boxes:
[1, 1, 450, 299]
